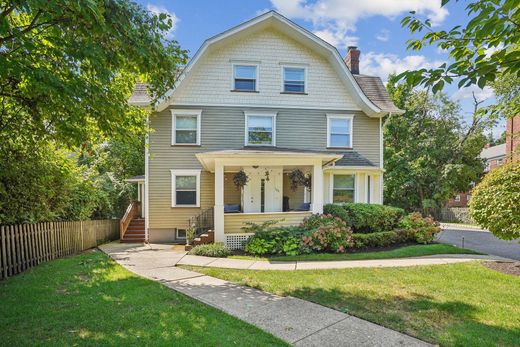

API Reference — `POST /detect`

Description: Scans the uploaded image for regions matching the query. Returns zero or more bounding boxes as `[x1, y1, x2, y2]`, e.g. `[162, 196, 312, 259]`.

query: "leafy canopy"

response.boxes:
[398, 0, 519, 116]
[0, 0, 187, 147]
[384, 76, 486, 211]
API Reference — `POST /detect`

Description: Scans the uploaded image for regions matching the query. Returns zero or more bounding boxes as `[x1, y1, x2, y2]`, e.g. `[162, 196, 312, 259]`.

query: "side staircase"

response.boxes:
[189, 208, 214, 246]
[121, 218, 145, 243]
[193, 230, 214, 246]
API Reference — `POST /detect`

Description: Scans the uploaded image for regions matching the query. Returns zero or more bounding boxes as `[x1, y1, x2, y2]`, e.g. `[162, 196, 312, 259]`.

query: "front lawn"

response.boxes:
[230, 243, 477, 262]
[0, 250, 286, 346]
[183, 262, 520, 347]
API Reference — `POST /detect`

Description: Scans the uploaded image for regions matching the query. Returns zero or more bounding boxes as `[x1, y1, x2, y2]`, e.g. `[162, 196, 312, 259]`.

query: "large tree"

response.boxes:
[0, 0, 187, 148]
[398, 0, 519, 118]
[384, 76, 487, 211]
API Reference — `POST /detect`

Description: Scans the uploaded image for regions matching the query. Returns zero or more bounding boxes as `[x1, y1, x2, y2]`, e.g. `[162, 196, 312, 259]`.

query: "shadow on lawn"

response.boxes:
[283, 286, 520, 347]
[0, 251, 284, 347]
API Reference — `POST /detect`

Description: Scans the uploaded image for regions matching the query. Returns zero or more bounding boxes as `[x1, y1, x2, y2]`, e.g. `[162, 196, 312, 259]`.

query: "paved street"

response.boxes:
[437, 229, 520, 260]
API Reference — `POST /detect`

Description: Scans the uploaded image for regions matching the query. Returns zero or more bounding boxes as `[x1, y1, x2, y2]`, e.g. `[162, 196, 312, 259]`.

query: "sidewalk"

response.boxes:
[176, 253, 501, 270]
[99, 242, 432, 346]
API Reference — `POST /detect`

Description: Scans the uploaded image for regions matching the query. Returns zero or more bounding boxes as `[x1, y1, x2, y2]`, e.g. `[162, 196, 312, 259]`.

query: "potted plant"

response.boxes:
[185, 224, 196, 251]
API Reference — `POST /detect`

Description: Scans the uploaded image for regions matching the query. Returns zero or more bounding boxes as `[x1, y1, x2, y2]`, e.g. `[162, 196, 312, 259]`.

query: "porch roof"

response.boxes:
[125, 175, 145, 183]
[196, 147, 343, 171]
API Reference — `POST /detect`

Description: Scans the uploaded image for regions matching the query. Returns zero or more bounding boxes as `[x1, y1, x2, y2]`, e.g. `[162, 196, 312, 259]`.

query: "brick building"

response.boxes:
[506, 115, 520, 162]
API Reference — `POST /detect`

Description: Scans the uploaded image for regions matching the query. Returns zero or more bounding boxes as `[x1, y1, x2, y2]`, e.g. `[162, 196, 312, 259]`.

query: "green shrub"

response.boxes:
[351, 231, 400, 249]
[323, 204, 350, 224]
[189, 242, 231, 257]
[399, 212, 441, 244]
[301, 214, 353, 253]
[244, 226, 306, 256]
[342, 203, 405, 233]
[470, 162, 520, 240]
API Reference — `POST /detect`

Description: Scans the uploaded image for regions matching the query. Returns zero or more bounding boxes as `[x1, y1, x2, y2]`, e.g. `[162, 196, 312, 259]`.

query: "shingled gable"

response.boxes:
[130, 11, 402, 117]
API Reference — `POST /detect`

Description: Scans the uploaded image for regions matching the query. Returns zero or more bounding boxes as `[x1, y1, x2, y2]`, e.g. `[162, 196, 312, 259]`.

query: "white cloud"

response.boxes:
[360, 52, 445, 81]
[452, 85, 494, 102]
[376, 29, 390, 42]
[314, 28, 358, 48]
[270, 0, 449, 32]
[147, 4, 179, 39]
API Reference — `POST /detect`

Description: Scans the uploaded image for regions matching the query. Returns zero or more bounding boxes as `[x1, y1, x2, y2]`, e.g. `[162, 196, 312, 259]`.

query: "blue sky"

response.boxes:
[140, 0, 504, 137]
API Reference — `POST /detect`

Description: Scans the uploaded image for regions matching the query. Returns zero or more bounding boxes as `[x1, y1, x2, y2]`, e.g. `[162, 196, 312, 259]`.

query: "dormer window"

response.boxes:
[233, 64, 257, 91]
[282, 66, 306, 93]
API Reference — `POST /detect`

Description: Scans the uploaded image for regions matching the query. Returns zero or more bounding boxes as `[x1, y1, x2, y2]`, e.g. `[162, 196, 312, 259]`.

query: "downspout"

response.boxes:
[144, 115, 150, 244]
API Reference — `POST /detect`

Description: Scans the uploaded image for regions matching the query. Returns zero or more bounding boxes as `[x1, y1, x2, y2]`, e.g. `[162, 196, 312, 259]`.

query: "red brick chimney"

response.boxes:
[345, 46, 360, 74]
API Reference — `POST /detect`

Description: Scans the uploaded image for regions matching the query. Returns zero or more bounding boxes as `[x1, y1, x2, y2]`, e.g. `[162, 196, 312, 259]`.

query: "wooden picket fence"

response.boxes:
[0, 220, 119, 280]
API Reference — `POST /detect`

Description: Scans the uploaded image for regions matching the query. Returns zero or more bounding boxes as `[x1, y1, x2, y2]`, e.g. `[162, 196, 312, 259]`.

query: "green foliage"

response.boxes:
[340, 203, 405, 233]
[241, 219, 282, 233]
[490, 72, 520, 120]
[244, 226, 306, 256]
[0, 0, 187, 148]
[398, 0, 519, 118]
[301, 215, 353, 253]
[399, 212, 441, 244]
[351, 231, 401, 249]
[470, 162, 520, 240]
[189, 243, 231, 258]
[384, 77, 487, 210]
[323, 204, 350, 224]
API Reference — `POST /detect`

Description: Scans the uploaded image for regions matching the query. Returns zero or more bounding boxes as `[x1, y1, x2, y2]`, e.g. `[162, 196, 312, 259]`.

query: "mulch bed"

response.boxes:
[484, 261, 520, 277]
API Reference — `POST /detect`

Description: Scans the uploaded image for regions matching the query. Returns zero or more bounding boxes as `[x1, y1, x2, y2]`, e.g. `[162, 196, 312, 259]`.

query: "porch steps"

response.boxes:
[193, 230, 214, 246]
[121, 218, 145, 243]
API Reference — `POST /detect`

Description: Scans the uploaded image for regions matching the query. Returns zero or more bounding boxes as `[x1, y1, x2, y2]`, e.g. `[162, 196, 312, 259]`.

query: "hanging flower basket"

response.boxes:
[233, 170, 249, 190]
[288, 169, 311, 191]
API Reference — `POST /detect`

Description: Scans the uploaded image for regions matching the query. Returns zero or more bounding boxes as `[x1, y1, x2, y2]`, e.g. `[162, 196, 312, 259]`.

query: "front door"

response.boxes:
[242, 167, 282, 213]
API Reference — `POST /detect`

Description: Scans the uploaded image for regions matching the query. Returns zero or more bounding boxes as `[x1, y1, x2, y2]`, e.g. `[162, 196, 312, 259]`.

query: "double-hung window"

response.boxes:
[172, 110, 201, 145]
[327, 115, 353, 148]
[171, 170, 200, 207]
[245, 113, 276, 146]
[333, 174, 355, 203]
[233, 65, 257, 91]
[282, 66, 306, 93]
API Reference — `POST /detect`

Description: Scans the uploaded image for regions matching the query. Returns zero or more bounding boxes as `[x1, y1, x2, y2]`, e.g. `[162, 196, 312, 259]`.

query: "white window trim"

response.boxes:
[171, 109, 202, 146]
[454, 195, 461, 202]
[244, 111, 277, 147]
[330, 173, 357, 204]
[280, 64, 307, 93]
[171, 169, 201, 207]
[327, 114, 354, 148]
[231, 62, 259, 92]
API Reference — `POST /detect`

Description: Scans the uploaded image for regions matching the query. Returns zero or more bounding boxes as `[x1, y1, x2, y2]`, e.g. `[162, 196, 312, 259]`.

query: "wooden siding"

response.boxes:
[171, 28, 359, 110]
[224, 212, 312, 234]
[148, 106, 380, 229]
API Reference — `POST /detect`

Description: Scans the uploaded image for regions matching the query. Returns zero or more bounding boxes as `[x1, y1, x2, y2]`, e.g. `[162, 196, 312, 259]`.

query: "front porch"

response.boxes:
[197, 148, 343, 244]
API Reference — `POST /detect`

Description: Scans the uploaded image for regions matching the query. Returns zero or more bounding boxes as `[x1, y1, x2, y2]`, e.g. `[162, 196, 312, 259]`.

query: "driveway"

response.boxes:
[437, 229, 520, 260]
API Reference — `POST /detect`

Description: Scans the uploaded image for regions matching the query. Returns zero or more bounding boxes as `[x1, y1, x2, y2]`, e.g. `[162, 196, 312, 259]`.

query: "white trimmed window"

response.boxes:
[332, 174, 355, 203]
[233, 64, 258, 91]
[171, 170, 201, 207]
[454, 195, 461, 202]
[282, 66, 306, 93]
[245, 112, 276, 146]
[176, 229, 187, 239]
[172, 110, 201, 145]
[327, 114, 353, 148]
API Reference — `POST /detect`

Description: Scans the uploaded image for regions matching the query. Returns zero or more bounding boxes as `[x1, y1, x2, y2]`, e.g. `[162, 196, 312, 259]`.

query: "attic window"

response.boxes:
[282, 66, 306, 93]
[233, 65, 257, 91]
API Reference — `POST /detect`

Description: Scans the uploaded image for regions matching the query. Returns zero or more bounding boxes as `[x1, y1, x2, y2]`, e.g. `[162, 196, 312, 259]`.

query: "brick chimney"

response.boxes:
[345, 46, 360, 74]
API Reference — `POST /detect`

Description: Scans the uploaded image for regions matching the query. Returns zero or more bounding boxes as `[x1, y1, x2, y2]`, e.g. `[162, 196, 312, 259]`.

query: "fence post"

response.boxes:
[1, 226, 6, 279]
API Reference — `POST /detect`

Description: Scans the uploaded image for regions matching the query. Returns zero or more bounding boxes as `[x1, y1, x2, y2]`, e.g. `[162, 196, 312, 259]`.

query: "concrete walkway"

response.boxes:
[176, 253, 501, 270]
[99, 242, 432, 346]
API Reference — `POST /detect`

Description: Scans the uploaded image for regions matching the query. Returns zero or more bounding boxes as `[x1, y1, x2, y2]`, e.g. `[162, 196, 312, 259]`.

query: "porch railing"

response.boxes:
[189, 208, 214, 236]
[120, 201, 141, 240]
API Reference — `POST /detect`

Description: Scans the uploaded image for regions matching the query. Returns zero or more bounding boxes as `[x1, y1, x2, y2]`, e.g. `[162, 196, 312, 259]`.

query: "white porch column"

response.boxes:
[214, 160, 225, 242]
[311, 160, 324, 214]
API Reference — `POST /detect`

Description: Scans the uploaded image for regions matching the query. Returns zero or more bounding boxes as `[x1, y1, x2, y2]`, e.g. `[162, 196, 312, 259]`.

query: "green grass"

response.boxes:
[0, 250, 287, 347]
[229, 244, 478, 262]
[182, 262, 520, 347]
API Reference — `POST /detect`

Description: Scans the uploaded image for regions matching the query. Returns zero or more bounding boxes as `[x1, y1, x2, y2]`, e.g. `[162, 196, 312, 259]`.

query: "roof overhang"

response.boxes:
[125, 177, 145, 183]
[196, 149, 343, 172]
[153, 11, 388, 117]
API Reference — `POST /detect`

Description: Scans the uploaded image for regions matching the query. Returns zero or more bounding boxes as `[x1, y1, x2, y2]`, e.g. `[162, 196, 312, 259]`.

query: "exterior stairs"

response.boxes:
[192, 230, 215, 246]
[121, 218, 145, 243]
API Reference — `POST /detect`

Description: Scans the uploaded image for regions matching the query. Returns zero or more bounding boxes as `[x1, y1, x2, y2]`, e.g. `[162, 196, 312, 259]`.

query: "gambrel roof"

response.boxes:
[132, 11, 402, 117]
